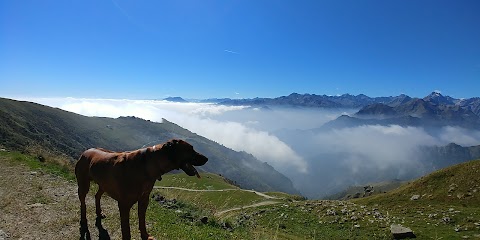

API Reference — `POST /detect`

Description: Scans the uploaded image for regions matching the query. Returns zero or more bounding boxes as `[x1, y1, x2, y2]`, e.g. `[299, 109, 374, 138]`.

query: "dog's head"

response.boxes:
[162, 139, 208, 178]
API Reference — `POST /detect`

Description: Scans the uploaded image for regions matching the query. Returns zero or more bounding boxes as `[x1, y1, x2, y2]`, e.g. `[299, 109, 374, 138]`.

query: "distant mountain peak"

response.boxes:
[164, 97, 188, 103]
[423, 91, 457, 106]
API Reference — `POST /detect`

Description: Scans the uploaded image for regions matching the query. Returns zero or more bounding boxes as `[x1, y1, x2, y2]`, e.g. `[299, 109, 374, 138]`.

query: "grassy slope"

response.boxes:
[2, 150, 480, 239]
[326, 180, 405, 200]
[157, 172, 240, 190]
[0, 151, 253, 239]
[0, 97, 299, 194]
[354, 159, 480, 239]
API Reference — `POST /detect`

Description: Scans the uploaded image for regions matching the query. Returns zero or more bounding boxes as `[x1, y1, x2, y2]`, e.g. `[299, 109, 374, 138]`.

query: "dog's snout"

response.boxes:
[193, 153, 208, 166]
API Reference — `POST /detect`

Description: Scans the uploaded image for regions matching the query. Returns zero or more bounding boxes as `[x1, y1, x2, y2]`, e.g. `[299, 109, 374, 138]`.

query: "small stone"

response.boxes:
[27, 203, 44, 208]
[390, 224, 416, 239]
[0, 229, 9, 240]
[326, 209, 336, 216]
[410, 195, 420, 201]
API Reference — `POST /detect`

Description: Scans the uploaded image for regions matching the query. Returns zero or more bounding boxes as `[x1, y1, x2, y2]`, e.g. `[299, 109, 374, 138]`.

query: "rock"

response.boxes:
[0, 229, 8, 240]
[153, 194, 165, 203]
[37, 155, 45, 162]
[449, 183, 458, 193]
[326, 209, 336, 216]
[222, 221, 233, 231]
[27, 203, 44, 208]
[410, 195, 420, 201]
[390, 224, 416, 239]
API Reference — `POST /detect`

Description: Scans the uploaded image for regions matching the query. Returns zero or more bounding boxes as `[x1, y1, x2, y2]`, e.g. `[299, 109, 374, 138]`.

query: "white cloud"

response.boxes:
[438, 126, 480, 146]
[313, 125, 439, 169]
[21, 97, 307, 173]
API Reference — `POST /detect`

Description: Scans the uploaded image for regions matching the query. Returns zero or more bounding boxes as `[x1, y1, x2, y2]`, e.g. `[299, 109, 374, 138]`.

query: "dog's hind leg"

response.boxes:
[95, 188, 106, 219]
[75, 156, 91, 237]
[76, 173, 91, 239]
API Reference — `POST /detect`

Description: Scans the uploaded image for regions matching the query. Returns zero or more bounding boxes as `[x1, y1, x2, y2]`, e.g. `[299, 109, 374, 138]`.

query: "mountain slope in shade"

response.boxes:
[458, 97, 480, 116]
[0, 97, 300, 195]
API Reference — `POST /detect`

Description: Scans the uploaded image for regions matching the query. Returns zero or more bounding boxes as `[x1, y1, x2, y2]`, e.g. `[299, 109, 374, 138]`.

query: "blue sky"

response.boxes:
[1, 0, 479, 99]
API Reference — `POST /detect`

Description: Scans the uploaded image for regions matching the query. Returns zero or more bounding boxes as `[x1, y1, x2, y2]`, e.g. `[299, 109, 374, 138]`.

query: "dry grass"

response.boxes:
[0, 152, 126, 240]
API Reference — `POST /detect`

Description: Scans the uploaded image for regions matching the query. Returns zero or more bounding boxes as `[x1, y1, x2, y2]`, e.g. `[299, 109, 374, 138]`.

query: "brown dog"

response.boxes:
[75, 139, 208, 240]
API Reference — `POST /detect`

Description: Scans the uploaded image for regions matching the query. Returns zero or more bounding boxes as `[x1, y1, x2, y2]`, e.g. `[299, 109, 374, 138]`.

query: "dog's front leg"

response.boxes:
[118, 202, 133, 240]
[138, 193, 154, 240]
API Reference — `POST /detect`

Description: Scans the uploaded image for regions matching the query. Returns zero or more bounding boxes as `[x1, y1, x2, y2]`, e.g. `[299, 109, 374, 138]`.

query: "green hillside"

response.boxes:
[0, 97, 299, 194]
[355, 159, 480, 205]
[157, 160, 480, 239]
[326, 180, 404, 200]
[354, 159, 480, 239]
[2, 150, 480, 239]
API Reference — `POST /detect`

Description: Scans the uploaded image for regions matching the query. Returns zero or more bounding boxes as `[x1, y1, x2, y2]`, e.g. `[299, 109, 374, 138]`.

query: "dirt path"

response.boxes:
[214, 200, 281, 217]
[154, 186, 283, 217]
[0, 157, 122, 240]
[154, 186, 282, 199]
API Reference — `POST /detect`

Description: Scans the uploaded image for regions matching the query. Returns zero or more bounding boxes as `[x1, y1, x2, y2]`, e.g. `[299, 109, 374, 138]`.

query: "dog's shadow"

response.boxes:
[79, 217, 111, 240]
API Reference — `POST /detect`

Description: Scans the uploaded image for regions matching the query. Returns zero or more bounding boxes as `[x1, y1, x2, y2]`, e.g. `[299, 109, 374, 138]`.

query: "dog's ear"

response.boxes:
[165, 140, 176, 148]
[166, 139, 180, 147]
[163, 140, 178, 159]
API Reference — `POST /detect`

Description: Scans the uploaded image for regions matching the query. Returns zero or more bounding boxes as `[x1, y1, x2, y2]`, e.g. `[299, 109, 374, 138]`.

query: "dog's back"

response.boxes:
[76, 148, 122, 181]
[76, 148, 114, 180]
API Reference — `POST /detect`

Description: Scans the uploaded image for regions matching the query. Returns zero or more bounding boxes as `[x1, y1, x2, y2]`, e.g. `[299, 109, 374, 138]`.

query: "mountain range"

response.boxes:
[0, 97, 299, 195]
[168, 92, 480, 129]
[323, 92, 480, 130]
[215, 92, 480, 115]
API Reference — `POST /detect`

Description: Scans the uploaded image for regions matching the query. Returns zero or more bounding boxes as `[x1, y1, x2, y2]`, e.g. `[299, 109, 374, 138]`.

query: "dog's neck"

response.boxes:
[143, 144, 171, 182]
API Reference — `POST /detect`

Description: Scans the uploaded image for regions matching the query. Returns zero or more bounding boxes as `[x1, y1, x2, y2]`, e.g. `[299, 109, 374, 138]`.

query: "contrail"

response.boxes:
[224, 49, 240, 54]
[110, 0, 154, 33]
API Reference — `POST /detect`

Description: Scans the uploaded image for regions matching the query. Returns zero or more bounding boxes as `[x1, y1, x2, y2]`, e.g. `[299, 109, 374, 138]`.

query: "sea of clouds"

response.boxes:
[20, 97, 480, 198]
